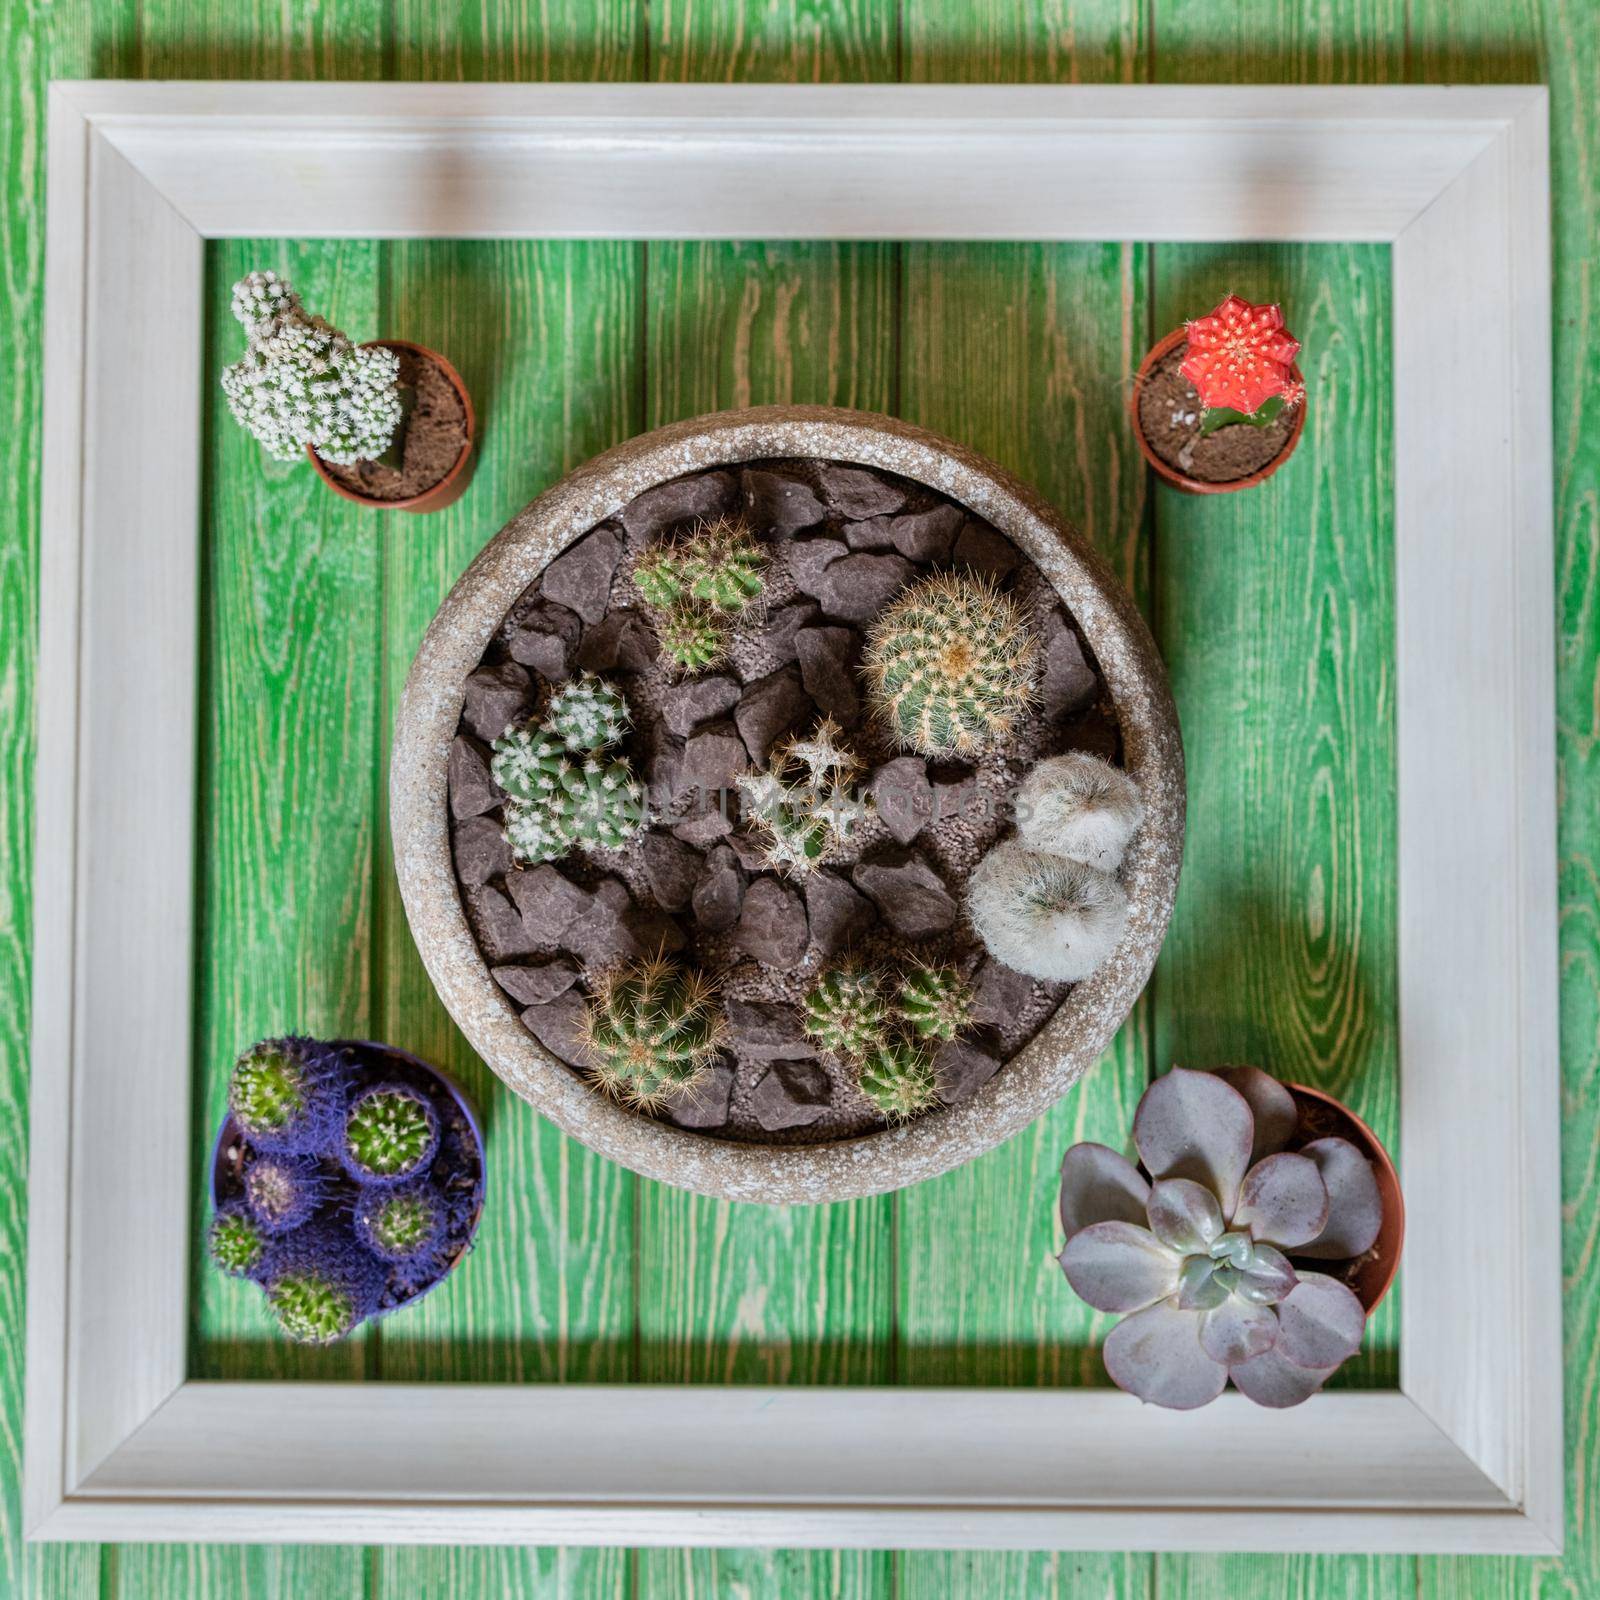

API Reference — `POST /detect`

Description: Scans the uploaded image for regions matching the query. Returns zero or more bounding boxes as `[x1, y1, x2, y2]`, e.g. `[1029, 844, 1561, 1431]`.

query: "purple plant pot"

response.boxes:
[211, 1040, 486, 1321]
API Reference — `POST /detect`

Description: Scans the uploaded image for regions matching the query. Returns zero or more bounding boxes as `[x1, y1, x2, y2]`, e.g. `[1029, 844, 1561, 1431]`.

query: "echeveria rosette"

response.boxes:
[1058, 1067, 1382, 1410]
[1179, 294, 1302, 419]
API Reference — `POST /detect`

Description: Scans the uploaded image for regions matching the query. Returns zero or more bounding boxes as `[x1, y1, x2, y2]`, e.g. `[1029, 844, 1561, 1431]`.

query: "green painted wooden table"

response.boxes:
[4, 3, 1595, 1597]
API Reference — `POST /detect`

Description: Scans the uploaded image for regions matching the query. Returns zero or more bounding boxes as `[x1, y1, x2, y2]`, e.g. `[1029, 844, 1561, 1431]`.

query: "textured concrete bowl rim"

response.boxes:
[391, 405, 1186, 1205]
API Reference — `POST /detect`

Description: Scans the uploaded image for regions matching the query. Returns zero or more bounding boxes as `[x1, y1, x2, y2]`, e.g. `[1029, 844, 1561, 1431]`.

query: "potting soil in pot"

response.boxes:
[449, 457, 1126, 1144]
[319, 346, 467, 501]
[1138, 344, 1295, 485]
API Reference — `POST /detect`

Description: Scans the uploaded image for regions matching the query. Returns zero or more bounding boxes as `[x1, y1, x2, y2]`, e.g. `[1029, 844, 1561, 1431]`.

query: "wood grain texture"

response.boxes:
[1147, 6, 1415, 1598]
[1409, 4, 1597, 1600]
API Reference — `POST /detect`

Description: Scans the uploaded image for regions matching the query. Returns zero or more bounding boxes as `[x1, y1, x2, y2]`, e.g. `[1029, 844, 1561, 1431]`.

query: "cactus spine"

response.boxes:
[898, 963, 977, 1042]
[340, 1082, 440, 1185]
[227, 1037, 343, 1155]
[858, 1039, 940, 1121]
[244, 1151, 328, 1234]
[864, 572, 1039, 755]
[737, 719, 871, 878]
[354, 1180, 448, 1265]
[804, 966, 891, 1059]
[581, 958, 726, 1108]
[682, 517, 767, 613]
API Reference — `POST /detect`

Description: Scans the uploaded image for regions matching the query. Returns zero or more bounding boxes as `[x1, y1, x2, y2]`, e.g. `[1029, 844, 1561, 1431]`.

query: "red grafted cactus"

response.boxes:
[1180, 295, 1301, 417]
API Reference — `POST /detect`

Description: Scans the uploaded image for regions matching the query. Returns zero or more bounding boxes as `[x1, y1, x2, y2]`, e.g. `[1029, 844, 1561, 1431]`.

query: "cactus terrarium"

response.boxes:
[1059, 1067, 1402, 1409]
[396, 407, 1184, 1203]
[220, 269, 474, 512]
[208, 1038, 484, 1343]
[1131, 293, 1307, 493]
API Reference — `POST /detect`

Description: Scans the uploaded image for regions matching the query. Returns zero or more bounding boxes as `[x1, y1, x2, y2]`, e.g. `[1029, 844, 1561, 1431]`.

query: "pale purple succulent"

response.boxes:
[1059, 1066, 1384, 1410]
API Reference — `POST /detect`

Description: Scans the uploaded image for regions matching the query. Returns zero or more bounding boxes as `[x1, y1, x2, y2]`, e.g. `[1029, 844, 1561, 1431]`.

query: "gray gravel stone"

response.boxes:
[841, 515, 898, 552]
[886, 503, 963, 563]
[735, 666, 810, 763]
[759, 598, 822, 666]
[681, 724, 750, 797]
[852, 849, 957, 938]
[448, 734, 499, 819]
[621, 471, 736, 543]
[504, 596, 583, 681]
[660, 673, 742, 738]
[749, 1060, 831, 1130]
[807, 551, 914, 624]
[734, 876, 810, 970]
[795, 626, 862, 726]
[724, 999, 817, 1060]
[870, 756, 934, 846]
[691, 844, 746, 932]
[460, 660, 533, 744]
[970, 958, 1036, 1028]
[744, 468, 825, 536]
[816, 461, 908, 520]
[662, 1060, 736, 1130]
[520, 990, 595, 1069]
[673, 805, 735, 846]
[540, 526, 623, 624]
[576, 608, 657, 674]
[1041, 606, 1099, 720]
[934, 1036, 1003, 1104]
[802, 869, 877, 956]
[786, 533, 849, 592]
[492, 958, 581, 1007]
[645, 739, 684, 807]
[640, 832, 703, 912]
[506, 864, 591, 941]
[466, 883, 542, 961]
[453, 814, 514, 887]
[953, 519, 1021, 580]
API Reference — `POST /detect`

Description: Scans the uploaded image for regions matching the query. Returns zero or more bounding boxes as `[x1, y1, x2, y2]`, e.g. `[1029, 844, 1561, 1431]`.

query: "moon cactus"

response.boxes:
[1179, 295, 1303, 429]
[1058, 1067, 1383, 1410]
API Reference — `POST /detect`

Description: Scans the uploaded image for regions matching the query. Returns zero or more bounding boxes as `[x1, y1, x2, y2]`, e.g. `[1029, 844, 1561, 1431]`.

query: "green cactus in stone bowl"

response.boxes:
[580, 957, 727, 1109]
[656, 605, 730, 674]
[553, 757, 646, 852]
[546, 672, 630, 752]
[864, 571, 1039, 756]
[898, 963, 976, 1042]
[681, 516, 767, 613]
[858, 1039, 940, 1121]
[804, 965, 891, 1059]
[491, 723, 569, 803]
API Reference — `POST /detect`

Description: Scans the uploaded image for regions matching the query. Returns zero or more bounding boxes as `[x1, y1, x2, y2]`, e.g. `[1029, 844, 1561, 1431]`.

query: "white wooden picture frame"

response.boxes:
[28, 82, 1561, 1554]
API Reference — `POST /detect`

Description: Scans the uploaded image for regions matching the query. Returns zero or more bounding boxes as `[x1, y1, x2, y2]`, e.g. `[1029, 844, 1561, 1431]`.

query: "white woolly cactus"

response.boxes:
[220, 270, 403, 465]
[546, 674, 630, 752]
[1016, 752, 1144, 872]
[965, 841, 1128, 983]
[1059, 1067, 1382, 1409]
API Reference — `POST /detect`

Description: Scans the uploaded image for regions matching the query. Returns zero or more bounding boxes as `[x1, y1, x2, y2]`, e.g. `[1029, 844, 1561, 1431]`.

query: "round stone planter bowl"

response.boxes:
[392, 405, 1186, 1205]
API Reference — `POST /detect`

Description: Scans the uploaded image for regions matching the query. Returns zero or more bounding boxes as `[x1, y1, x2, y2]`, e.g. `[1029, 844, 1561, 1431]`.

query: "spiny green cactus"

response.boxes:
[633, 550, 688, 610]
[633, 517, 767, 616]
[367, 1191, 435, 1254]
[546, 673, 630, 752]
[226, 1038, 342, 1155]
[736, 719, 871, 878]
[553, 758, 646, 851]
[898, 963, 977, 1042]
[341, 1083, 439, 1184]
[804, 966, 891, 1059]
[491, 724, 569, 804]
[261, 1223, 387, 1344]
[864, 572, 1039, 756]
[270, 1273, 358, 1344]
[354, 1181, 448, 1265]
[657, 605, 730, 674]
[209, 1203, 267, 1278]
[244, 1152, 327, 1234]
[502, 800, 573, 866]
[581, 958, 726, 1109]
[858, 1039, 940, 1121]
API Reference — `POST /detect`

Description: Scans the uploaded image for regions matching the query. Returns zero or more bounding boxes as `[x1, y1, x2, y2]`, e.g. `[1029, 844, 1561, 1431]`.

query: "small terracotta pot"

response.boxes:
[1130, 326, 1306, 496]
[1285, 1081, 1404, 1314]
[307, 340, 476, 514]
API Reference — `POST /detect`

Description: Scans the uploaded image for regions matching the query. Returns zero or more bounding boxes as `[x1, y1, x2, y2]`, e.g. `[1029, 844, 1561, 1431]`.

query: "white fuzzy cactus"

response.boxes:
[965, 841, 1128, 983]
[1016, 752, 1144, 872]
[220, 270, 403, 465]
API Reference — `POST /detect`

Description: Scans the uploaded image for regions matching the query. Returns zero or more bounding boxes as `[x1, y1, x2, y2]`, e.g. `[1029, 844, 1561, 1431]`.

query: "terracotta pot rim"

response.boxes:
[1130, 326, 1307, 495]
[306, 339, 476, 512]
[1283, 1079, 1405, 1315]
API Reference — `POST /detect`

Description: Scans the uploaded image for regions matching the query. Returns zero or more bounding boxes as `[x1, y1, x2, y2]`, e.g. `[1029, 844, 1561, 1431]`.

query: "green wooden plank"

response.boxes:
[371, 236, 644, 1600]
[1409, 2, 1598, 1597]
[636, 8, 899, 1598]
[2, 0, 119, 1588]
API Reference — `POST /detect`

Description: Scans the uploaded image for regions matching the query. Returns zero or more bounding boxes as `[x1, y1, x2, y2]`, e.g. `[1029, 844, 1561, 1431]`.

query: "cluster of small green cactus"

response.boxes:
[490, 673, 646, 865]
[580, 957, 727, 1109]
[633, 516, 767, 674]
[736, 719, 872, 878]
[803, 960, 979, 1121]
[863, 572, 1040, 756]
[208, 1039, 480, 1345]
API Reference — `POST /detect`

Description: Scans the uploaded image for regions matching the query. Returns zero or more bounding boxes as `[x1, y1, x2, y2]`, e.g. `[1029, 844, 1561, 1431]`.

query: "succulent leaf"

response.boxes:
[1216, 1065, 1299, 1165]
[1219, 1242, 1298, 1306]
[1058, 1221, 1181, 1314]
[1295, 1137, 1384, 1261]
[1058, 1142, 1151, 1240]
[1132, 1067, 1254, 1217]
[1233, 1151, 1330, 1249]
[1273, 1271, 1366, 1370]
[1199, 1296, 1280, 1365]
[1175, 1255, 1230, 1311]
[1101, 1297, 1229, 1411]
[1146, 1177, 1225, 1255]
[1228, 1346, 1339, 1408]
